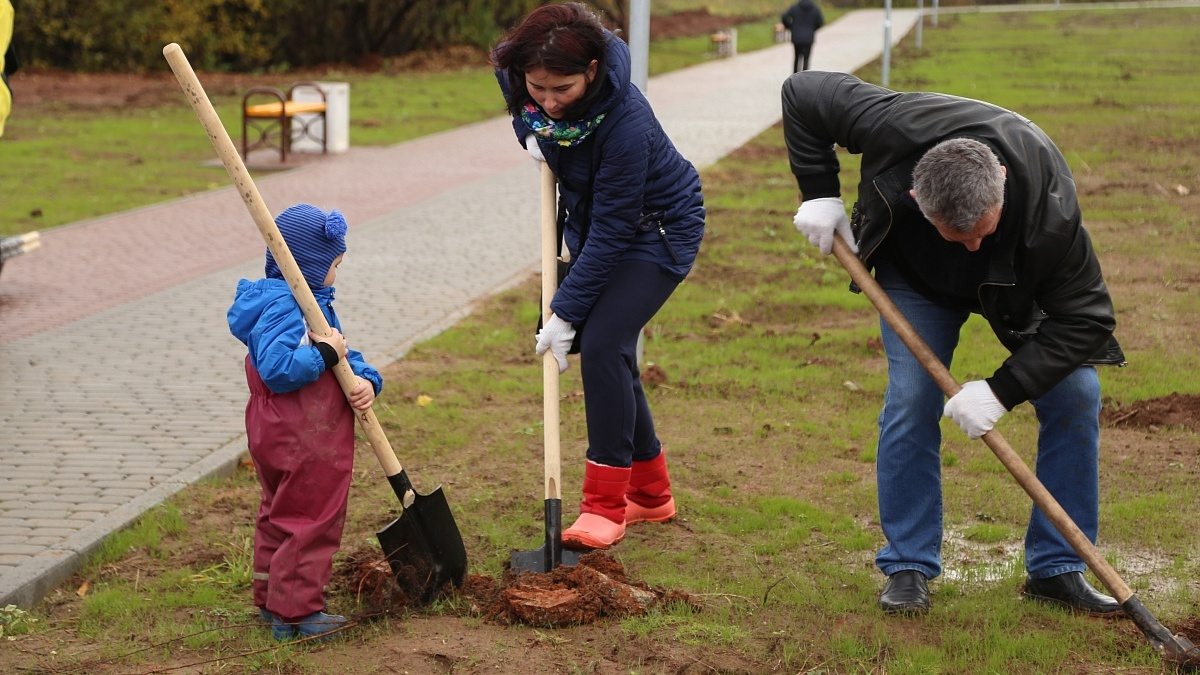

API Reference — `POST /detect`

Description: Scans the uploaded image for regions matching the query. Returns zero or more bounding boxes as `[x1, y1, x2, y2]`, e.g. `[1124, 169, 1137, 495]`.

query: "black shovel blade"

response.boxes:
[377, 472, 467, 604]
[1123, 596, 1200, 669]
[510, 498, 581, 573]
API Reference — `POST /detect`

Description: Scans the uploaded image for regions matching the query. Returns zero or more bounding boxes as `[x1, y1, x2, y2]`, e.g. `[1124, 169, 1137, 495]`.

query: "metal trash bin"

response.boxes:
[291, 81, 350, 154]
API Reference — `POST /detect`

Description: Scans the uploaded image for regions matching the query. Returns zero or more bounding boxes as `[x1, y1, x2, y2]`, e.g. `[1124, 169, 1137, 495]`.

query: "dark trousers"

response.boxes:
[792, 42, 814, 73]
[578, 260, 678, 467]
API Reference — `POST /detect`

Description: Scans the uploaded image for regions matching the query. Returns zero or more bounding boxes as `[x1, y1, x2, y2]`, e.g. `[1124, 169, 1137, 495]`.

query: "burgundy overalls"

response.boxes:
[244, 357, 354, 620]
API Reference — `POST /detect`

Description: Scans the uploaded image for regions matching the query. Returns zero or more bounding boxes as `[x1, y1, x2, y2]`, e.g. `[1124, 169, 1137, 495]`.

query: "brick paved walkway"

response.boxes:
[0, 10, 915, 608]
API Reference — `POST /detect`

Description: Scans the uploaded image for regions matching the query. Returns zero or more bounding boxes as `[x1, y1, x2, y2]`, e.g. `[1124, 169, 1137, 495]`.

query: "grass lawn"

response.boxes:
[1, 6, 1198, 674]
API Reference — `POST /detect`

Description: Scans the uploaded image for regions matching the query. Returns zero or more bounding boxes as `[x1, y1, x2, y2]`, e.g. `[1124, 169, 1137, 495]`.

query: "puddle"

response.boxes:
[941, 527, 1023, 585]
[940, 527, 1196, 602]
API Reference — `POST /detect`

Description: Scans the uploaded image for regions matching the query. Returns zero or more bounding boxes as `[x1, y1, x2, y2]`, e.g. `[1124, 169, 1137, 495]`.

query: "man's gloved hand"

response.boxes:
[525, 133, 545, 163]
[944, 380, 1007, 439]
[793, 197, 858, 255]
[535, 314, 575, 374]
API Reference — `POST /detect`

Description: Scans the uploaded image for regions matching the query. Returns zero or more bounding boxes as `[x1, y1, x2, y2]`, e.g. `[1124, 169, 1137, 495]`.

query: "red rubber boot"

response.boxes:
[625, 452, 676, 525]
[562, 461, 630, 550]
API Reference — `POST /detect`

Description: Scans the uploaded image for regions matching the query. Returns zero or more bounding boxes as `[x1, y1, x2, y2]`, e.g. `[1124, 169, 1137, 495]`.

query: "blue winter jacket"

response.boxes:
[227, 278, 382, 395]
[498, 33, 706, 325]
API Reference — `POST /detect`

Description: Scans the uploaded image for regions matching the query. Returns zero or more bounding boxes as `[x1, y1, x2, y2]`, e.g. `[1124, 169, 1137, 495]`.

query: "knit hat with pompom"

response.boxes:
[265, 204, 348, 290]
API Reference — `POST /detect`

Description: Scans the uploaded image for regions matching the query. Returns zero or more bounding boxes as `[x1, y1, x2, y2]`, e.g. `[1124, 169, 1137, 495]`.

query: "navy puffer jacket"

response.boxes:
[498, 33, 705, 325]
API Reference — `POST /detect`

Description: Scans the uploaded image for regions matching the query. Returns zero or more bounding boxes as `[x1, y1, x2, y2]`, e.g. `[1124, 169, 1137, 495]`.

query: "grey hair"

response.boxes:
[912, 138, 1006, 233]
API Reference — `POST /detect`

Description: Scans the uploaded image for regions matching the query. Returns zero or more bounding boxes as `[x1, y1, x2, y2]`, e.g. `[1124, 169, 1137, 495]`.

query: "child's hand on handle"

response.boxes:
[309, 328, 348, 361]
[348, 376, 376, 410]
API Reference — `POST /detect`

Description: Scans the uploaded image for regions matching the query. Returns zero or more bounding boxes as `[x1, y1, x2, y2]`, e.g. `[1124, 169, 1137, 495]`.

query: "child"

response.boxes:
[227, 203, 382, 641]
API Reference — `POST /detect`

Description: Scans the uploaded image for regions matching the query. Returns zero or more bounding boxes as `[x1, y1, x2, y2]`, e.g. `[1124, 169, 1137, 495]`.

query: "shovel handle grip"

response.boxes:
[829, 235, 1133, 603]
[163, 43, 405, 481]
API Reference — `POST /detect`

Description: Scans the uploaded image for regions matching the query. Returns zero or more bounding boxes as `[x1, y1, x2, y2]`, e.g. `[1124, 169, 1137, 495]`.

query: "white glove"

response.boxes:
[525, 133, 545, 163]
[944, 380, 1007, 439]
[793, 197, 858, 255]
[535, 314, 575, 374]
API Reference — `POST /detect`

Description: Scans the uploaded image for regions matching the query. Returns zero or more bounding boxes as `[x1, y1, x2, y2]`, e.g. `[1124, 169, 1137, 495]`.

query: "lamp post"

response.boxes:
[629, 0, 650, 365]
[629, 0, 649, 93]
[881, 0, 893, 86]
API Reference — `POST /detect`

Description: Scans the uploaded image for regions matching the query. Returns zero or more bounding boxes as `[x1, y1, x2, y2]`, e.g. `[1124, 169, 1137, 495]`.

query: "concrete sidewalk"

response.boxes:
[0, 9, 916, 609]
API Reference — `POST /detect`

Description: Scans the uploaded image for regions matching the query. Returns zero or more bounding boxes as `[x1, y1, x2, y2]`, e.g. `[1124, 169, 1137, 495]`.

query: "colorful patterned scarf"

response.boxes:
[521, 102, 605, 147]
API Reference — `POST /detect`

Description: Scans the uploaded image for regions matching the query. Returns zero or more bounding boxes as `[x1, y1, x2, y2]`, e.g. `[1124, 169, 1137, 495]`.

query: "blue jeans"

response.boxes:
[872, 261, 1102, 581]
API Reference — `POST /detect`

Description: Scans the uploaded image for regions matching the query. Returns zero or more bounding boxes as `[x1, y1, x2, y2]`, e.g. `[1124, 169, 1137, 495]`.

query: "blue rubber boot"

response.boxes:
[272, 611, 348, 642]
[270, 615, 297, 641]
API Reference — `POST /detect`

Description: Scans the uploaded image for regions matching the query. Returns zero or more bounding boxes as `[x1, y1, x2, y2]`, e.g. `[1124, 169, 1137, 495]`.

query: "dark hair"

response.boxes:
[491, 2, 609, 119]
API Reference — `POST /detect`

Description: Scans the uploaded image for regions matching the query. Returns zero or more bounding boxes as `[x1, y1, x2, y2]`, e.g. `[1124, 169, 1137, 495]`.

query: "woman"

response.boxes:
[493, 2, 705, 550]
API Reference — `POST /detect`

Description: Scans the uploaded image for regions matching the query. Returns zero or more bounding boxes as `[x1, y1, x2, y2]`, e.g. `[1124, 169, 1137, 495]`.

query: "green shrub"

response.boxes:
[12, 0, 543, 72]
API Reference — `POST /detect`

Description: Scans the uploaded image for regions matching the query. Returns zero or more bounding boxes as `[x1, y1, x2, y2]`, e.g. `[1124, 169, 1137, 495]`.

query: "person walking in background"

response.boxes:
[781, 0, 825, 73]
[492, 2, 705, 550]
[227, 203, 383, 641]
[781, 72, 1126, 616]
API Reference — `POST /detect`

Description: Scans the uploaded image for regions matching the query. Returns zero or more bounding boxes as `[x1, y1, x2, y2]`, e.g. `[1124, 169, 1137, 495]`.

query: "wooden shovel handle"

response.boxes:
[162, 43, 407, 488]
[540, 162, 563, 501]
[830, 235, 1133, 602]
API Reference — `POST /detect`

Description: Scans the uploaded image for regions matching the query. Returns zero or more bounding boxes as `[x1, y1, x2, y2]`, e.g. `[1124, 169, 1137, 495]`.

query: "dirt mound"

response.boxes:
[1173, 616, 1200, 646]
[335, 546, 697, 628]
[1101, 393, 1200, 431]
[8, 46, 488, 111]
[649, 9, 754, 40]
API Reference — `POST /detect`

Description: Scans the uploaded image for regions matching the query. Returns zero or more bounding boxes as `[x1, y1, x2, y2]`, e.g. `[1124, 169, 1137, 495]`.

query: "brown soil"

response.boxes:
[649, 8, 754, 41]
[335, 546, 697, 629]
[8, 57, 474, 112]
[1101, 393, 1200, 431]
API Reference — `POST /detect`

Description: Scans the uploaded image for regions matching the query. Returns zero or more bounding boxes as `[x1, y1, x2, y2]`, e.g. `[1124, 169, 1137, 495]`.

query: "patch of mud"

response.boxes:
[1172, 616, 1200, 650]
[641, 362, 668, 387]
[334, 546, 698, 628]
[1101, 393, 1200, 431]
[649, 9, 757, 41]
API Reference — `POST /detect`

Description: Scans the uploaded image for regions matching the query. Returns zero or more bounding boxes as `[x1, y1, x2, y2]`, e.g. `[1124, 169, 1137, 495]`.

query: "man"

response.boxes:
[781, 71, 1126, 616]
[780, 0, 824, 73]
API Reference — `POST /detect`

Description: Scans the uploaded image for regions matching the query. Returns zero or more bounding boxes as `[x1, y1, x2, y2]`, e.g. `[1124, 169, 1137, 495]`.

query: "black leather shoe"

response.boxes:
[879, 570, 930, 615]
[1023, 571, 1122, 616]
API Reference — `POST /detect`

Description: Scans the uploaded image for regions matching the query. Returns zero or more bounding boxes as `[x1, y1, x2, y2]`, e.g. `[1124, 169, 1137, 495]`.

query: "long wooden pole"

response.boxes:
[162, 43, 410, 502]
[540, 162, 562, 502]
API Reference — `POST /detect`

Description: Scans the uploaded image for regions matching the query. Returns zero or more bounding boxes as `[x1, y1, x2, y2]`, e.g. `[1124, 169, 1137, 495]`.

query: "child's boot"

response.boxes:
[562, 461, 630, 550]
[625, 451, 676, 524]
[272, 611, 348, 643]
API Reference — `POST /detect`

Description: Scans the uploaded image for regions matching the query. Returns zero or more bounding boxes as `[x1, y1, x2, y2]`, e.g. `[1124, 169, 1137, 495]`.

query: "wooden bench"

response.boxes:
[241, 82, 327, 163]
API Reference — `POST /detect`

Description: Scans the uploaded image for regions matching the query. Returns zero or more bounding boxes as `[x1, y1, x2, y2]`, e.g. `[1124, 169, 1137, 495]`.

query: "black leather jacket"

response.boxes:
[782, 72, 1124, 407]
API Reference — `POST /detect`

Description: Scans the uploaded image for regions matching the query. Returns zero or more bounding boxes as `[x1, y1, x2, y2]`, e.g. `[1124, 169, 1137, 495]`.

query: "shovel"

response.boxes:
[829, 234, 1200, 669]
[510, 163, 582, 573]
[163, 43, 467, 604]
